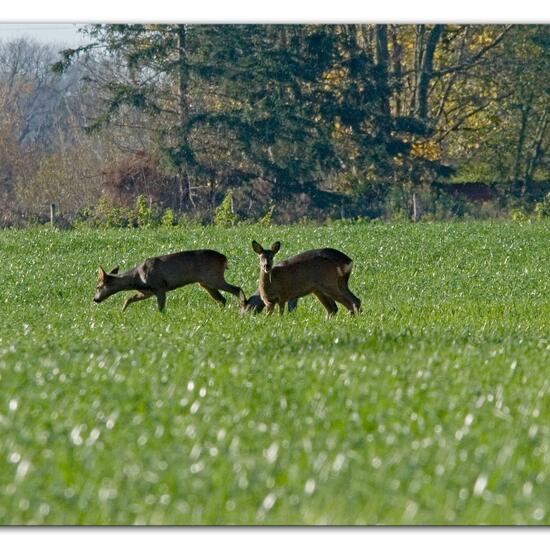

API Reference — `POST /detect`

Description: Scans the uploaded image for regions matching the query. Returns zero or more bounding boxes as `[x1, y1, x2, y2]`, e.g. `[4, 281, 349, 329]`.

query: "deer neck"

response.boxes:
[259, 267, 275, 300]
[116, 270, 141, 291]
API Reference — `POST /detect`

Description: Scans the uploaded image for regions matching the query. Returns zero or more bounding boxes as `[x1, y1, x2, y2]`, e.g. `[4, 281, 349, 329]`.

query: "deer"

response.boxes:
[251, 241, 361, 317]
[93, 249, 246, 312]
[241, 247, 358, 314]
[241, 291, 298, 315]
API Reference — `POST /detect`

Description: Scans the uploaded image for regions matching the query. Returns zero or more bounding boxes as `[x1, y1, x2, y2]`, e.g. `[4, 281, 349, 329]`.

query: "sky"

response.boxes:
[0, 23, 83, 45]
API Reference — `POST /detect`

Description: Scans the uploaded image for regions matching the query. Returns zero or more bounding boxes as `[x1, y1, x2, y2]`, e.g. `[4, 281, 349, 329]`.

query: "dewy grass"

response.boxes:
[1, 221, 550, 524]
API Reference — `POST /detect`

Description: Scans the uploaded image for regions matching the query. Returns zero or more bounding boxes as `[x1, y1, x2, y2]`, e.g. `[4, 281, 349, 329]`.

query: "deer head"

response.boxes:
[93, 266, 121, 303]
[252, 240, 280, 273]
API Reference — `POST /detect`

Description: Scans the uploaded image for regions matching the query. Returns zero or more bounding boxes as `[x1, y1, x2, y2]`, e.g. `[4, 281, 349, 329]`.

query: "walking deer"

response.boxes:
[94, 249, 245, 312]
[251, 241, 361, 317]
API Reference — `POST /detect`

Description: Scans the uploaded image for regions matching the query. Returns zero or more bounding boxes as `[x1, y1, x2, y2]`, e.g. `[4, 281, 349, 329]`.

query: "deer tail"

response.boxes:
[336, 260, 353, 277]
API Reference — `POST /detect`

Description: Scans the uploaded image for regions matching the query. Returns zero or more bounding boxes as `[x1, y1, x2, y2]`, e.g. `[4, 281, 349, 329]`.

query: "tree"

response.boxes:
[439, 25, 550, 200]
[55, 25, 411, 215]
[5, 23, 540, 224]
[54, 24, 200, 207]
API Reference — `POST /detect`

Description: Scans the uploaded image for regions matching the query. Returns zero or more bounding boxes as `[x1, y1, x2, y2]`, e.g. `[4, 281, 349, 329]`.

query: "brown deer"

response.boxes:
[241, 247, 357, 314]
[251, 241, 361, 317]
[241, 291, 298, 315]
[94, 249, 245, 312]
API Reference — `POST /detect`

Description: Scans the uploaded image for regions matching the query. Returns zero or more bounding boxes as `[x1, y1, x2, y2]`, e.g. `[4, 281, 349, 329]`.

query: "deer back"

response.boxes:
[138, 249, 228, 290]
[265, 254, 346, 302]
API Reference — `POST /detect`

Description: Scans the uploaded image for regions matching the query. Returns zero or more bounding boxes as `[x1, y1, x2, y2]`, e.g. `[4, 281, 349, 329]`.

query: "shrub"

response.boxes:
[257, 203, 275, 226]
[214, 190, 238, 227]
[511, 208, 530, 222]
[161, 208, 175, 227]
[135, 195, 157, 227]
[533, 193, 550, 220]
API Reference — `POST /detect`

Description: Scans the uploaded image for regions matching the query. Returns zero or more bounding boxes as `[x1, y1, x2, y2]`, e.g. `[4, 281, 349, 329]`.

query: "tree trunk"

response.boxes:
[524, 105, 549, 191]
[361, 25, 376, 60]
[413, 24, 444, 121]
[389, 25, 403, 117]
[512, 102, 531, 197]
[176, 24, 193, 209]
[375, 25, 390, 119]
[176, 24, 189, 124]
[412, 192, 419, 222]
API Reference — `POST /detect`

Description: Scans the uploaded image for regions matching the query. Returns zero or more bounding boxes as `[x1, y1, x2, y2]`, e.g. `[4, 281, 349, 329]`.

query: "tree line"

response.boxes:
[1, 24, 549, 226]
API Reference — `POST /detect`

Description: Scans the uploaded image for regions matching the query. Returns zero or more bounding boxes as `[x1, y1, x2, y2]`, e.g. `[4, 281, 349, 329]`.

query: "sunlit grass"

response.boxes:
[1, 221, 550, 524]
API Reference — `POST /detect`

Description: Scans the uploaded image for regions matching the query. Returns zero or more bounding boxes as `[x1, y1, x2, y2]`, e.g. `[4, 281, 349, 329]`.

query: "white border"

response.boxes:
[1, 528, 550, 550]
[1, 0, 550, 23]
[1, 1, 550, 547]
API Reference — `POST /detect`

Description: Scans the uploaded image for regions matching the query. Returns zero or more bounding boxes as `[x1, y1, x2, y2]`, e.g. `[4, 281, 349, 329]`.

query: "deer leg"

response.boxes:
[287, 298, 298, 313]
[277, 302, 286, 316]
[215, 279, 246, 304]
[200, 284, 227, 307]
[313, 291, 338, 318]
[320, 284, 356, 314]
[155, 290, 167, 312]
[338, 282, 362, 313]
[324, 295, 338, 316]
[338, 277, 362, 312]
[121, 291, 153, 312]
[332, 292, 356, 314]
[265, 302, 275, 315]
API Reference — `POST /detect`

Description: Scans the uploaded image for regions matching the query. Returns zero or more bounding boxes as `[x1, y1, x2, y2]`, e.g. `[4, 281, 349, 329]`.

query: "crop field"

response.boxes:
[2, 221, 550, 524]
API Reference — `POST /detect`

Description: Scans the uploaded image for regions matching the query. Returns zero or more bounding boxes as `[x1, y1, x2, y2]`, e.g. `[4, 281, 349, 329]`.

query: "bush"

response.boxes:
[136, 195, 157, 227]
[161, 208, 175, 227]
[510, 208, 530, 222]
[257, 203, 275, 226]
[533, 193, 550, 219]
[214, 190, 239, 227]
[74, 196, 144, 228]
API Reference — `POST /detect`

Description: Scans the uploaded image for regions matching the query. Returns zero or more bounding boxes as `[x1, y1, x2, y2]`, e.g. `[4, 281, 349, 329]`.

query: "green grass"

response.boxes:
[2, 221, 550, 524]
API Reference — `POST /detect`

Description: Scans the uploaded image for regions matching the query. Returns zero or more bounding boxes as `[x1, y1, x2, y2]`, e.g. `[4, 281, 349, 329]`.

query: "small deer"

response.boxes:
[241, 291, 298, 315]
[94, 249, 245, 312]
[251, 241, 361, 317]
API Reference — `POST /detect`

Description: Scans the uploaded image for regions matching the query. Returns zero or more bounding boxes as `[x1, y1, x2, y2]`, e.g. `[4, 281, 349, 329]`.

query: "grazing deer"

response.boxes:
[251, 241, 361, 317]
[94, 249, 245, 312]
[241, 291, 298, 314]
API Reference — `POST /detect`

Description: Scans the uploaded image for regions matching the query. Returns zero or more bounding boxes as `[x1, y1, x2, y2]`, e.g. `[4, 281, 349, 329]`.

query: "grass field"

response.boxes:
[2, 221, 550, 524]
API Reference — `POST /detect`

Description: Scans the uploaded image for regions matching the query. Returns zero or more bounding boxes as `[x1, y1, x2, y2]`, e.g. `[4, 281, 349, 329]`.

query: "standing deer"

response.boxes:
[251, 241, 361, 317]
[94, 249, 245, 312]
[241, 247, 358, 314]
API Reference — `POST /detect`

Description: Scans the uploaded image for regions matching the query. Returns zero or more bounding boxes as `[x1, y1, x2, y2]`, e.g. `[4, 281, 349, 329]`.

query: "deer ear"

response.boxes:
[109, 266, 119, 275]
[98, 266, 107, 282]
[271, 241, 281, 254]
[252, 241, 263, 254]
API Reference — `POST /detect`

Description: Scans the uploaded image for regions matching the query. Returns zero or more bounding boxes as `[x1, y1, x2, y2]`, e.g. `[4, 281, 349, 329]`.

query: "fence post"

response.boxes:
[50, 203, 56, 228]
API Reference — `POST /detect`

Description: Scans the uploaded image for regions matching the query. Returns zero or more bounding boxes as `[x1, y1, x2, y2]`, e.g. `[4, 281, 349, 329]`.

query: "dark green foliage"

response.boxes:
[44, 24, 550, 223]
[54, 25, 422, 213]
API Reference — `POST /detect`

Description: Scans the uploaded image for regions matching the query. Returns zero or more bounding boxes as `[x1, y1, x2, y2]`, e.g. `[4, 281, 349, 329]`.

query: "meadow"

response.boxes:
[2, 221, 550, 524]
